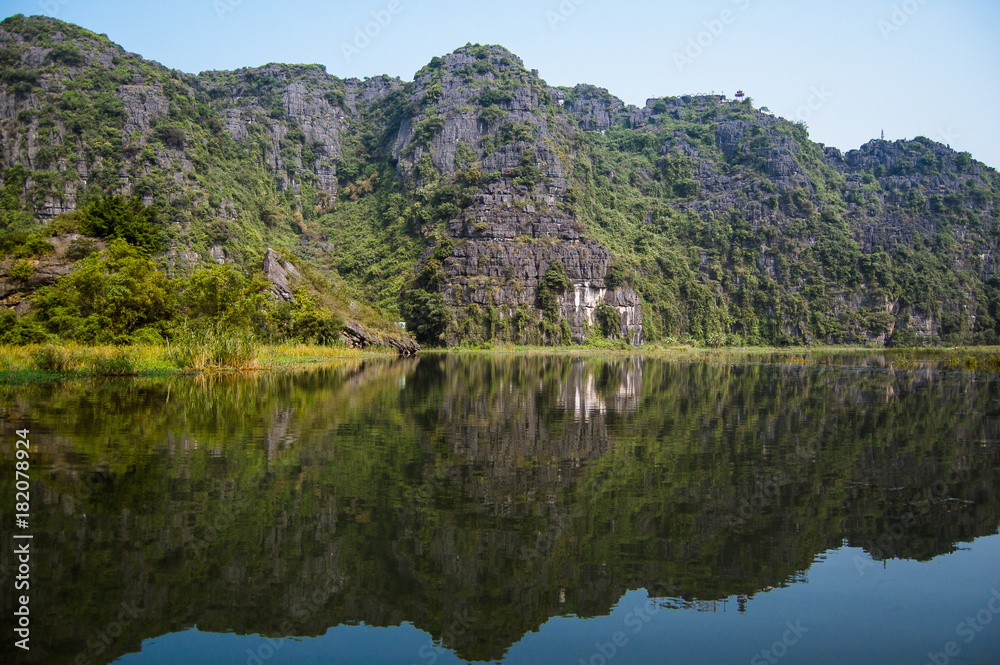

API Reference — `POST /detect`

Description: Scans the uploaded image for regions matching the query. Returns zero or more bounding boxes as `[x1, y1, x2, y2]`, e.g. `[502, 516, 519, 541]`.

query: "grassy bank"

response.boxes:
[6, 341, 1000, 384]
[426, 343, 1000, 371]
[0, 341, 396, 383]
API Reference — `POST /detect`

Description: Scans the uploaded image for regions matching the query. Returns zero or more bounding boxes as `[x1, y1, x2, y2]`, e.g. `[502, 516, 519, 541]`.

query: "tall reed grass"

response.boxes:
[167, 324, 263, 371]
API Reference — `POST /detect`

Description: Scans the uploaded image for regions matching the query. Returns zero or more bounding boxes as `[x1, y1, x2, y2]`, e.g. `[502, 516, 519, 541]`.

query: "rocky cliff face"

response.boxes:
[385, 45, 643, 345]
[441, 183, 642, 344]
[0, 233, 85, 311]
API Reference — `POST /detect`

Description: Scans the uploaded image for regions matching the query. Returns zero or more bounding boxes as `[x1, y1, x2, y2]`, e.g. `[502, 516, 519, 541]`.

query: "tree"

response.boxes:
[179, 264, 268, 329]
[30, 239, 177, 342]
[80, 195, 165, 254]
[400, 289, 451, 345]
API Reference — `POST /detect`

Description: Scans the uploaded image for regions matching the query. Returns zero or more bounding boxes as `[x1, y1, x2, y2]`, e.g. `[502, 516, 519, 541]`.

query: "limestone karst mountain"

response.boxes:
[2, 14, 999, 346]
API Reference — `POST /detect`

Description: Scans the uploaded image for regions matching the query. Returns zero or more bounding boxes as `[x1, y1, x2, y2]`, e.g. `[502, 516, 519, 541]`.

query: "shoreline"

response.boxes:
[0, 342, 400, 384]
[4, 342, 1000, 383]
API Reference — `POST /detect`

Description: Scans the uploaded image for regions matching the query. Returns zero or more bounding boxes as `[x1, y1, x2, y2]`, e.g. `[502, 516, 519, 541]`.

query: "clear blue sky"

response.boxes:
[5, 0, 1000, 168]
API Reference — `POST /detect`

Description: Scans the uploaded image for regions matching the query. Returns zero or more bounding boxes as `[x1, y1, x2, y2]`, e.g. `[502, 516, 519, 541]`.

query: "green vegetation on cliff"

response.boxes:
[2, 15, 999, 348]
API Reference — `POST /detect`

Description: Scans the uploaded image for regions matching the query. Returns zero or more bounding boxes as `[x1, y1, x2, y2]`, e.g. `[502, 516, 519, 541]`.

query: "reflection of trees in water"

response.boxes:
[0, 357, 998, 664]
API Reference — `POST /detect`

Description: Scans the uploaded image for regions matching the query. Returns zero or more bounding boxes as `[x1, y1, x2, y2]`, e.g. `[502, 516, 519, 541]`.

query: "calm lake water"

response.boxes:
[2, 354, 1000, 665]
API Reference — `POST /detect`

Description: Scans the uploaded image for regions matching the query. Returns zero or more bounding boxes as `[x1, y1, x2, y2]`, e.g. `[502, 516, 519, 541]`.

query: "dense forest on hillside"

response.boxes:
[2, 14, 999, 347]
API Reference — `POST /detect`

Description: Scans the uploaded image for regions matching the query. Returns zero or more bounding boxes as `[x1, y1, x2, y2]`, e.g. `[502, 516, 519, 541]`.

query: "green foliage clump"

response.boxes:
[479, 105, 506, 128]
[179, 264, 268, 329]
[10, 235, 54, 258]
[400, 288, 451, 345]
[400, 238, 454, 345]
[8, 258, 34, 280]
[537, 261, 572, 318]
[604, 263, 628, 289]
[411, 116, 444, 151]
[154, 123, 186, 149]
[510, 149, 541, 188]
[0, 310, 47, 344]
[29, 239, 176, 343]
[65, 237, 99, 260]
[46, 43, 86, 67]
[595, 303, 620, 338]
[498, 122, 533, 145]
[79, 195, 165, 254]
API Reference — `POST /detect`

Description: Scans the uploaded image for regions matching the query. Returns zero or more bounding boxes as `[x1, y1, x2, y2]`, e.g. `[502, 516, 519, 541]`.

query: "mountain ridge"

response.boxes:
[2, 14, 999, 347]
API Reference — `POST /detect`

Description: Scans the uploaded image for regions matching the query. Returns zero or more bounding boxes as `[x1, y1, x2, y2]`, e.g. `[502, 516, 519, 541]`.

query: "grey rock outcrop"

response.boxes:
[341, 319, 420, 355]
[262, 248, 300, 302]
[437, 184, 643, 345]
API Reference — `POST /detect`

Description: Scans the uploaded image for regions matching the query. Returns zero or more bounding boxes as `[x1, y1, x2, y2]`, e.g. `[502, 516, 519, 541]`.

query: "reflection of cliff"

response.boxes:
[1, 357, 998, 664]
[556, 356, 643, 420]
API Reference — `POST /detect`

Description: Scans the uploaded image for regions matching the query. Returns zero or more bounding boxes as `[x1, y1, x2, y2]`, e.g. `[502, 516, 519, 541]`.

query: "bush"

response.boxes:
[604, 263, 628, 289]
[510, 149, 541, 188]
[130, 327, 165, 345]
[179, 264, 268, 329]
[65, 237, 99, 260]
[79, 195, 164, 254]
[673, 180, 701, 198]
[30, 239, 176, 342]
[12, 235, 54, 258]
[155, 124, 186, 149]
[479, 105, 506, 128]
[292, 302, 344, 345]
[0, 230, 29, 256]
[46, 43, 86, 67]
[595, 303, 621, 338]
[0, 312, 48, 344]
[498, 122, 533, 145]
[8, 258, 33, 281]
[411, 116, 444, 150]
[400, 288, 452, 345]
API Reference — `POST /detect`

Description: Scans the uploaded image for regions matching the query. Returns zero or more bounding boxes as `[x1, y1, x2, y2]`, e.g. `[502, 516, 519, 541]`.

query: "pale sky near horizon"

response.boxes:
[3, 0, 999, 169]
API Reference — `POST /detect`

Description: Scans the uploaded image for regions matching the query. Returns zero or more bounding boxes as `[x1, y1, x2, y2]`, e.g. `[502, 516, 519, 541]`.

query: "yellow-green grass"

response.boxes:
[426, 343, 1000, 371]
[0, 341, 398, 382]
[6, 341, 1000, 384]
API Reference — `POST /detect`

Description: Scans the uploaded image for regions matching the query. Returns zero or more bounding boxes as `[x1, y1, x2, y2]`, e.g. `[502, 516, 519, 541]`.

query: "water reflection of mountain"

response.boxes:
[1, 356, 998, 664]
